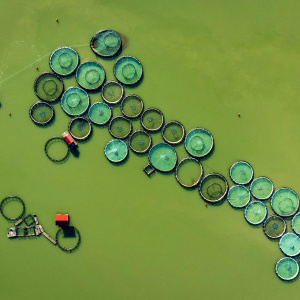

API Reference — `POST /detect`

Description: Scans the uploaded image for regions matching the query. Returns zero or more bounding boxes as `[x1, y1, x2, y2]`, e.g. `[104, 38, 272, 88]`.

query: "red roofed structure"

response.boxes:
[55, 214, 69, 227]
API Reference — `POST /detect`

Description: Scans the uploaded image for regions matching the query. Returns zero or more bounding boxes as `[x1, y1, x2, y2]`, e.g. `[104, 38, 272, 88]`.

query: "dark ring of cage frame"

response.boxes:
[275, 257, 299, 281]
[104, 139, 129, 164]
[56, 226, 81, 252]
[140, 107, 164, 132]
[175, 157, 203, 188]
[199, 173, 229, 203]
[101, 80, 124, 105]
[120, 94, 144, 119]
[263, 214, 286, 240]
[229, 160, 254, 186]
[68, 117, 93, 141]
[34, 72, 64, 102]
[108, 116, 132, 139]
[250, 176, 274, 200]
[29, 101, 55, 126]
[88, 102, 112, 126]
[161, 120, 185, 145]
[44, 137, 70, 162]
[128, 130, 152, 154]
[0, 195, 25, 221]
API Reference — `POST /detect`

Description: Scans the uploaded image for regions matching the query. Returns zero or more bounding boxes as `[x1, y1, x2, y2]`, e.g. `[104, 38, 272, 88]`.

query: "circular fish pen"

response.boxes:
[244, 201, 267, 225]
[61, 86, 90, 117]
[44, 137, 70, 162]
[279, 233, 300, 257]
[263, 215, 286, 239]
[68, 117, 92, 141]
[162, 121, 185, 145]
[199, 173, 228, 203]
[49, 46, 79, 76]
[185, 128, 214, 158]
[120, 94, 144, 119]
[88, 102, 112, 126]
[101, 80, 124, 105]
[56, 226, 81, 252]
[76, 61, 105, 91]
[114, 55, 143, 85]
[34, 72, 64, 102]
[271, 188, 299, 218]
[250, 176, 274, 200]
[90, 29, 122, 57]
[292, 213, 300, 235]
[128, 130, 152, 154]
[175, 157, 203, 188]
[227, 185, 251, 208]
[229, 161, 253, 185]
[104, 139, 128, 164]
[108, 116, 132, 139]
[148, 143, 177, 173]
[0, 196, 25, 221]
[140, 108, 164, 132]
[29, 101, 54, 126]
[275, 257, 299, 281]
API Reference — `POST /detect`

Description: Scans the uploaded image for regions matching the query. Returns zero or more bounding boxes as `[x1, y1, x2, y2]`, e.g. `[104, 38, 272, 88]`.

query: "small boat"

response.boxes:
[62, 131, 77, 149]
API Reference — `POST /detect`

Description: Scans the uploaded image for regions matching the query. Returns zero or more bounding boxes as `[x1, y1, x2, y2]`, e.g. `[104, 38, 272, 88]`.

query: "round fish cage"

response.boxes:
[250, 176, 274, 200]
[292, 213, 300, 235]
[128, 130, 152, 154]
[108, 116, 132, 139]
[101, 80, 124, 105]
[175, 157, 203, 188]
[162, 121, 185, 145]
[275, 257, 299, 281]
[148, 143, 177, 173]
[104, 139, 128, 163]
[88, 102, 112, 126]
[114, 55, 143, 86]
[120, 94, 144, 119]
[185, 128, 214, 158]
[76, 61, 105, 91]
[271, 188, 299, 218]
[263, 215, 286, 239]
[140, 108, 164, 132]
[244, 201, 267, 225]
[29, 101, 54, 126]
[49, 46, 79, 76]
[44, 137, 70, 163]
[90, 29, 122, 57]
[34, 72, 64, 102]
[0, 196, 25, 221]
[68, 117, 92, 141]
[279, 233, 300, 257]
[56, 226, 81, 252]
[227, 185, 251, 208]
[199, 173, 228, 203]
[229, 161, 253, 185]
[61, 86, 90, 117]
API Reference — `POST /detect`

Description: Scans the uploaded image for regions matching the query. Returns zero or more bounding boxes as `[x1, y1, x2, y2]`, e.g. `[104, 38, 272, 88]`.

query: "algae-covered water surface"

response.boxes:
[0, 0, 300, 299]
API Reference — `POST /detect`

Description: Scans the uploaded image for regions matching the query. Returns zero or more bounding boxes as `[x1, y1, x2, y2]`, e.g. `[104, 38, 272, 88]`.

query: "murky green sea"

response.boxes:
[0, 1, 299, 299]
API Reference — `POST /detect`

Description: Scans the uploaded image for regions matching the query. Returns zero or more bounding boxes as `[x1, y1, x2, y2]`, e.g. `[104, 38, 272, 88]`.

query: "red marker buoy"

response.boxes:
[35, 66, 38, 70]
[8, 112, 11, 116]
[56, 18, 59, 22]
[238, 113, 240, 117]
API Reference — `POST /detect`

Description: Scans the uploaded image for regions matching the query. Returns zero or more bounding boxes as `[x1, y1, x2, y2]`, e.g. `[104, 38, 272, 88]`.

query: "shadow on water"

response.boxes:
[63, 226, 76, 238]
[70, 147, 80, 158]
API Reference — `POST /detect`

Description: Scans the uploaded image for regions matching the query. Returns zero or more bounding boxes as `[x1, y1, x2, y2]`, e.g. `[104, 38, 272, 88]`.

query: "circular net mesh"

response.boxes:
[141, 108, 164, 132]
[227, 185, 250, 208]
[244, 201, 267, 225]
[56, 226, 81, 252]
[101, 81, 124, 104]
[129, 130, 152, 154]
[69, 117, 92, 141]
[88, 102, 111, 125]
[263, 215, 286, 239]
[44, 137, 70, 162]
[271, 188, 299, 218]
[49, 47, 79, 76]
[162, 121, 185, 145]
[121, 94, 144, 119]
[279, 233, 300, 257]
[109, 116, 132, 139]
[250, 177, 274, 200]
[34, 72, 64, 102]
[292, 213, 300, 235]
[76, 61, 105, 90]
[90, 29, 122, 57]
[275, 257, 299, 281]
[29, 101, 54, 126]
[0, 196, 25, 221]
[185, 128, 214, 158]
[148, 143, 177, 172]
[229, 161, 253, 185]
[114, 56, 143, 85]
[175, 157, 203, 188]
[104, 139, 128, 163]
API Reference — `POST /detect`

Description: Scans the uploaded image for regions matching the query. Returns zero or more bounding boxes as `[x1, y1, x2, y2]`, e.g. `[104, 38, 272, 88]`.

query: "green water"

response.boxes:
[0, 0, 300, 299]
